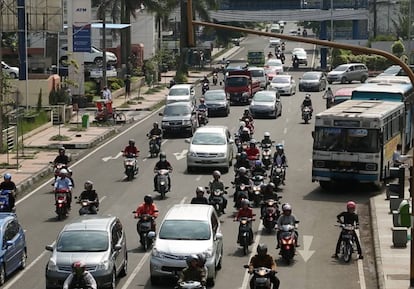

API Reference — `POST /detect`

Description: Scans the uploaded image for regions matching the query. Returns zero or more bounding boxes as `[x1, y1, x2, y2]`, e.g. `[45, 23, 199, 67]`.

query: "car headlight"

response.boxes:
[97, 260, 110, 271]
[152, 247, 162, 257]
[162, 121, 169, 126]
[242, 92, 249, 97]
[188, 151, 197, 157]
[47, 260, 58, 271]
[217, 153, 225, 157]
[183, 120, 191, 125]
[203, 248, 213, 258]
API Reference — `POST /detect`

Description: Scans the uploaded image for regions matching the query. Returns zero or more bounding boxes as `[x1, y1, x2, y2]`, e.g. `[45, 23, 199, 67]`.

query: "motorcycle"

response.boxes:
[302, 106, 311, 124]
[235, 216, 255, 255]
[262, 199, 280, 233]
[250, 175, 265, 207]
[233, 183, 251, 209]
[197, 109, 208, 126]
[0, 190, 13, 212]
[336, 223, 357, 263]
[260, 143, 273, 169]
[202, 82, 209, 95]
[212, 73, 218, 85]
[207, 186, 228, 215]
[243, 265, 273, 289]
[77, 198, 98, 215]
[148, 135, 161, 158]
[241, 118, 255, 135]
[293, 58, 299, 69]
[55, 189, 70, 220]
[123, 153, 139, 181]
[133, 212, 156, 251]
[276, 221, 299, 264]
[155, 169, 171, 199]
[271, 165, 285, 188]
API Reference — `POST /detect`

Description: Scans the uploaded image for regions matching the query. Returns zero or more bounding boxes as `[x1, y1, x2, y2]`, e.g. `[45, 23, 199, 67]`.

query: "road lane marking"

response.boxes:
[16, 106, 165, 205]
[285, 118, 289, 123]
[283, 128, 287, 134]
[196, 175, 202, 181]
[356, 230, 366, 289]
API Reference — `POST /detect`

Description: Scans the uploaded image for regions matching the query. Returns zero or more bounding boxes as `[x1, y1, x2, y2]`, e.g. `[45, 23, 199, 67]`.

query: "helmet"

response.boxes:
[3, 173, 11, 180]
[186, 254, 199, 266]
[240, 152, 247, 159]
[196, 186, 205, 195]
[239, 121, 246, 128]
[241, 199, 250, 206]
[144, 195, 153, 205]
[282, 203, 292, 212]
[153, 122, 159, 127]
[129, 139, 135, 146]
[264, 132, 270, 138]
[60, 169, 68, 176]
[239, 167, 247, 174]
[59, 146, 65, 153]
[84, 180, 93, 190]
[72, 261, 86, 275]
[267, 182, 275, 190]
[159, 152, 166, 160]
[255, 160, 262, 167]
[347, 201, 356, 210]
[327, 87, 331, 90]
[244, 109, 249, 114]
[197, 253, 206, 266]
[257, 243, 268, 256]
[276, 143, 284, 150]
[250, 139, 256, 145]
[305, 94, 311, 99]
[213, 170, 221, 178]
[200, 98, 205, 103]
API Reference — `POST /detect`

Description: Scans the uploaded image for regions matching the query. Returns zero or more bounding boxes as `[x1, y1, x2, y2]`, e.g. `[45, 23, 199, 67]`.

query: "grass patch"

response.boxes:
[19, 110, 49, 136]
[144, 85, 164, 95]
[118, 102, 130, 108]
[49, 135, 71, 141]
[68, 126, 87, 132]
[85, 81, 98, 95]
[150, 99, 166, 111]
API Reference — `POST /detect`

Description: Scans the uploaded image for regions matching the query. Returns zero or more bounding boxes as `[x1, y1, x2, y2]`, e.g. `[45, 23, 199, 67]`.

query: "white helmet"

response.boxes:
[264, 132, 270, 137]
[60, 169, 68, 175]
[239, 121, 246, 127]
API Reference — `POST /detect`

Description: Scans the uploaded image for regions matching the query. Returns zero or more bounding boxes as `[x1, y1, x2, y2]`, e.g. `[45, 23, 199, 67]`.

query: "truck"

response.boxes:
[247, 51, 265, 66]
[225, 70, 261, 105]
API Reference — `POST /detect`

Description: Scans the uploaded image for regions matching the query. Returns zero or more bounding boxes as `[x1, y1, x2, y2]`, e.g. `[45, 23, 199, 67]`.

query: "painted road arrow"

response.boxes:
[102, 152, 123, 162]
[297, 235, 315, 262]
[173, 149, 188, 160]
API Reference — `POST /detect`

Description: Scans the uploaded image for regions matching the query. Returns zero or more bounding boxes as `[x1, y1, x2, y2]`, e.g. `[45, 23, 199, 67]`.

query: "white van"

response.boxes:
[248, 67, 268, 89]
[166, 84, 195, 105]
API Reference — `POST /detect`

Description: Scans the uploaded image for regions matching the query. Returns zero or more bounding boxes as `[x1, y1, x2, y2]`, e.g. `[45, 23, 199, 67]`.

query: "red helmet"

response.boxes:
[347, 201, 356, 210]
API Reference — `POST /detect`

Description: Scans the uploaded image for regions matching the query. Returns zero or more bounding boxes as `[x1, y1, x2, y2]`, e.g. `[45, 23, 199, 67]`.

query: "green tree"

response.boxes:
[392, 40, 405, 58]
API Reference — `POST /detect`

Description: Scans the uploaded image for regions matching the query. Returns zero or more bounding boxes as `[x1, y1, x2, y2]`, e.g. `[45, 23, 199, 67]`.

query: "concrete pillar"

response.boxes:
[320, 21, 328, 69]
[17, 0, 27, 80]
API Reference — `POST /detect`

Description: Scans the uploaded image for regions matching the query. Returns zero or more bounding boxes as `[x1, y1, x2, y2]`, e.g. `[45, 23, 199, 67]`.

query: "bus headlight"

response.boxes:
[365, 163, 377, 171]
[314, 160, 325, 168]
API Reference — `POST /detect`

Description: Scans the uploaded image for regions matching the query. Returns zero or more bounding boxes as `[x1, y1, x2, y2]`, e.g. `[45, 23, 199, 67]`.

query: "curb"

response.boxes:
[370, 196, 386, 289]
[16, 165, 54, 195]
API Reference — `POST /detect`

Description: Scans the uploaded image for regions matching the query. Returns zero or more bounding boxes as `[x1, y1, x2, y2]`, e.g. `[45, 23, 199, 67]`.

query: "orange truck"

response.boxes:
[225, 70, 261, 105]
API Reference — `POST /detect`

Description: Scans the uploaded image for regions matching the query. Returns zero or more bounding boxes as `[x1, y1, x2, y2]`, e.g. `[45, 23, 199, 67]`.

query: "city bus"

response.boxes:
[351, 77, 414, 150]
[312, 100, 405, 188]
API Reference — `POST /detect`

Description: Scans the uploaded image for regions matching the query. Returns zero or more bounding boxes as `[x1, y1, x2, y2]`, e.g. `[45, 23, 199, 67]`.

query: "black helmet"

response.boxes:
[153, 122, 159, 127]
[84, 180, 93, 190]
[129, 139, 135, 146]
[257, 243, 268, 256]
[159, 152, 166, 160]
[144, 195, 153, 204]
[186, 254, 199, 266]
[197, 253, 206, 266]
[240, 151, 247, 159]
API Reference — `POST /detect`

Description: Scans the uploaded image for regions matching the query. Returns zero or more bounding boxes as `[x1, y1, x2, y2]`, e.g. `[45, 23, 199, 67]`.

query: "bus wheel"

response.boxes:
[319, 181, 331, 190]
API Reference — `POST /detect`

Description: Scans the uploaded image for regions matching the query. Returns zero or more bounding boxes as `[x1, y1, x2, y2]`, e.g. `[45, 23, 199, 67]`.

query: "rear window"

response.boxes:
[169, 88, 189, 96]
[159, 220, 211, 240]
[250, 70, 264, 77]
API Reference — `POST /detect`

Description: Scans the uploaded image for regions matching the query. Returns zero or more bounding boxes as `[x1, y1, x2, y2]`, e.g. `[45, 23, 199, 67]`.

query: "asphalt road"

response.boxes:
[9, 23, 379, 289]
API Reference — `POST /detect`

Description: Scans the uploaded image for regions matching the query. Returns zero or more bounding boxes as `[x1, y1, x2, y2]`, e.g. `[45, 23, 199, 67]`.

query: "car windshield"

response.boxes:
[267, 60, 282, 67]
[164, 105, 191, 116]
[294, 52, 306, 58]
[159, 220, 211, 240]
[254, 93, 275, 102]
[334, 65, 348, 72]
[192, 132, 226, 145]
[272, 77, 290, 84]
[226, 77, 248, 87]
[313, 127, 379, 153]
[250, 70, 264, 77]
[56, 231, 109, 252]
[205, 92, 225, 101]
[169, 88, 189, 96]
[382, 65, 401, 75]
[302, 73, 319, 80]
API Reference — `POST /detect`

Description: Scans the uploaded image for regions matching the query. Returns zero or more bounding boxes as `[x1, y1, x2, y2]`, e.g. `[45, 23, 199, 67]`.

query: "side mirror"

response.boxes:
[185, 138, 191, 143]
[158, 112, 163, 116]
[148, 231, 156, 239]
[45, 244, 54, 251]
[243, 264, 249, 269]
[215, 232, 223, 240]
[114, 244, 122, 251]
[191, 111, 196, 115]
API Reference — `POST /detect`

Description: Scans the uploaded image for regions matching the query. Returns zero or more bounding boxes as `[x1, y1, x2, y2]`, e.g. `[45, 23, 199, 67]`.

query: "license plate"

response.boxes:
[339, 161, 351, 167]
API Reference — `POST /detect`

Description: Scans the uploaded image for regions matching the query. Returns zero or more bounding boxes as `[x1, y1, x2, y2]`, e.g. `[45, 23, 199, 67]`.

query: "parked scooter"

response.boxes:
[243, 265, 274, 289]
[54, 189, 70, 220]
[155, 169, 171, 199]
[276, 221, 299, 264]
[207, 186, 228, 215]
[302, 106, 312, 124]
[133, 212, 156, 251]
[335, 223, 357, 263]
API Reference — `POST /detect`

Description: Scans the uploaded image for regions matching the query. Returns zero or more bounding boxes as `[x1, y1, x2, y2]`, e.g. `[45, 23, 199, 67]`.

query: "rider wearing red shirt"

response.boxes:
[134, 195, 159, 231]
[234, 199, 254, 244]
[245, 140, 260, 160]
[123, 139, 139, 156]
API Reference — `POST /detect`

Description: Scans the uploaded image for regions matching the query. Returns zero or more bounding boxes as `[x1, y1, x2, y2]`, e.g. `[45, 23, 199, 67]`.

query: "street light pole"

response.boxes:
[330, 0, 334, 41]
[102, 0, 107, 88]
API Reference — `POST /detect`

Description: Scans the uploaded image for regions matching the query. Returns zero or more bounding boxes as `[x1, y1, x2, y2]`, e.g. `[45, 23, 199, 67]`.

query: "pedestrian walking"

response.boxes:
[124, 75, 131, 99]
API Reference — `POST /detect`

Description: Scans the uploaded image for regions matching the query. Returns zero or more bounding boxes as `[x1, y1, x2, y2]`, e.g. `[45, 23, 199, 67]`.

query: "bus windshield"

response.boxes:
[313, 127, 379, 153]
[352, 91, 404, 102]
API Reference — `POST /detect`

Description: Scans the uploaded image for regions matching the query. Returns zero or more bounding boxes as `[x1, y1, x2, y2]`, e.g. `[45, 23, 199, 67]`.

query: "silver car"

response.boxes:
[150, 204, 223, 286]
[45, 215, 127, 289]
[249, 90, 282, 119]
[204, 89, 230, 117]
[186, 126, 234, 173]
[269, 74, 296, 95]
[159, 102, 197, 137]
[327, 63, 368, 84]
[299, 71, 327, 92]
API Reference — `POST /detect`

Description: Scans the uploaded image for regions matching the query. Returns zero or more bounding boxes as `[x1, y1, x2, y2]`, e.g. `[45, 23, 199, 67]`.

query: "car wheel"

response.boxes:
[94, 57, 104, 66]
[187, 166, 193, 173]
[108, 269, 116, 289]
[119, 253, 128, 277]
[0, 264, 5, 286]
[361, 75, 368, 83]
[216, 248, 223, 270]
[20, 250, 27, 270]
[10, 72, 17, 79]
[222, 166, 229, 174]
[151, 276, 161, 286]
[328, 80, 332, 84]
[207, 266, 216, 287]
[340, 77, 347, 84]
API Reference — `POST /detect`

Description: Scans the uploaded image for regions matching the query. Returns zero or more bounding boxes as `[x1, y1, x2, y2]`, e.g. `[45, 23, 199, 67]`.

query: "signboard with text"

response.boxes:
[72, 0, 91, 52]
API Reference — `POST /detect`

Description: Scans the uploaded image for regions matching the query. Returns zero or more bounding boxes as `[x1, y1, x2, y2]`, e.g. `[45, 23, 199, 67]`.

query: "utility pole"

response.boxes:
[0, 0, 3, 153]
[102, 0, 107, 88]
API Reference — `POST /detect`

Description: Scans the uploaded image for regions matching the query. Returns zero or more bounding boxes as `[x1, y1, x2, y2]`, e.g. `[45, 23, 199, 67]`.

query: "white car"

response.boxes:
[265, 59, 284, 73]
[248, 67, 268, 89]
[289, 29, 299, 36]
[269, 38, 281, 48]
[59, 45, 118, 66]
[269, 74, 296, 96]
[2, 61, 19, 78]
[292, 47, 305, 53]
[292, 49, 308, 65]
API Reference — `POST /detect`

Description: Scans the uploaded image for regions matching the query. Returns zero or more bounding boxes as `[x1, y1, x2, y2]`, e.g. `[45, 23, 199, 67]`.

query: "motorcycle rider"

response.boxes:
[234, 199, 254, 244]
[234, 151, 251, 172]
[260, 183, 278, 218]
[267, 51, 274, 59]
[301, 94, 313, 117]
[276, 203, 299, 248]
[78, 181, 99, 214]
[178, 255, 207, 287]
[0, 173, 16, 211]
[248, 244, 280, 289]
[233, 166, 252, 204]
[191, 187, 209, 205]
[153, 152, 172, 192]
[251, 160, 266, 177]
[54, 168, 73, 208]
[148, 122, 162, 148]
[238, 122, 251, 143]
[197, 97, 209, 123]
[208, 170, 228, 213]
[134, 195, 159, 233]
[246, 139, 260, 162]
[63, 261, 97, 289]
[53, 146, 70, 166]
[261, 132, 273, 147]
[123, 139, 139, 157]
[202, 76, 210, 84]
[322, 87, 334, 109]
[272, 144, 287, 184]
[332, 201, 363, 259]
[241, 109, 254, 126]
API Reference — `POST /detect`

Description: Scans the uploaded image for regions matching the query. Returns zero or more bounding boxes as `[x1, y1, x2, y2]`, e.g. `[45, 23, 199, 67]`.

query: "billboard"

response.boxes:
[72, 0, 91, 53]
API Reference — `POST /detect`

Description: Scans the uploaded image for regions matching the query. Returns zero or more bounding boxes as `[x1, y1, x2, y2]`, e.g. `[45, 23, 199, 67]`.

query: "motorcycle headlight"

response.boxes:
[188, 151, 197, 157]
[97, 260, 110, 271]
[47, 260, 58, 271]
